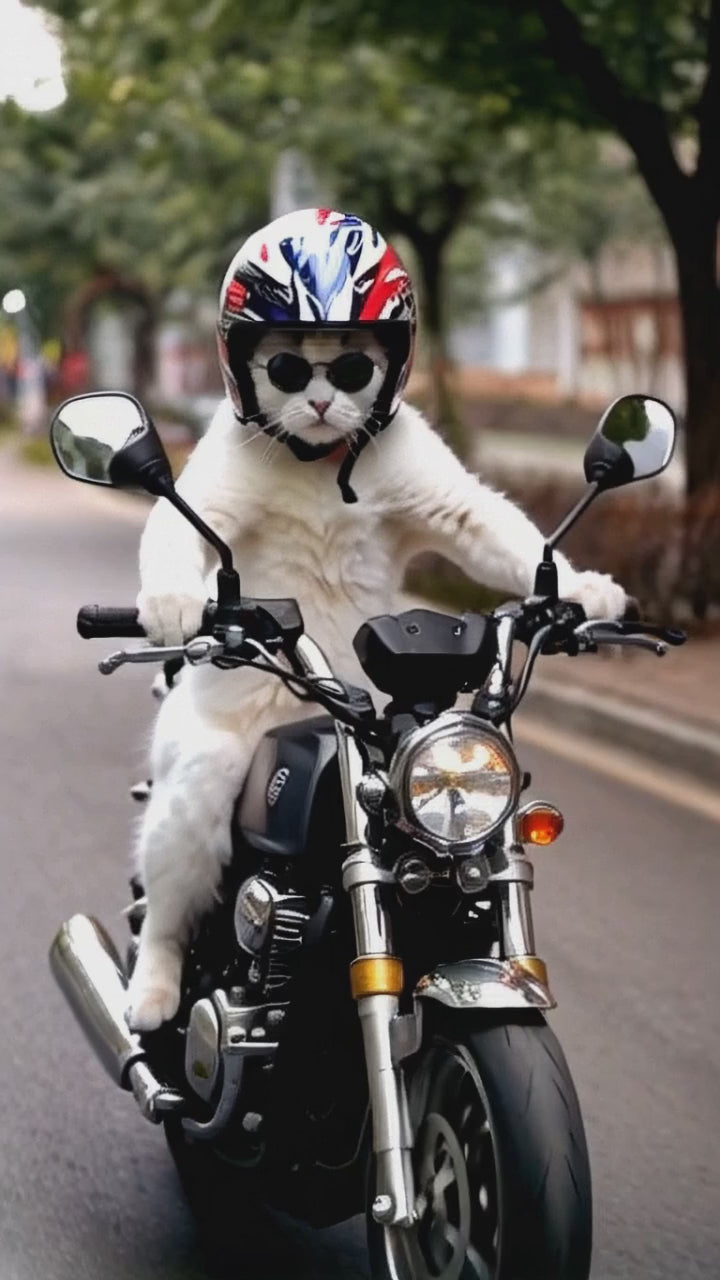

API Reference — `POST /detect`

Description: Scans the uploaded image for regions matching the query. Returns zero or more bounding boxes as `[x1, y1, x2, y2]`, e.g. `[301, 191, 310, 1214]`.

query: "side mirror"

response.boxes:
[50, 392, 174, 496]
[535, 393, 678, 597]
[583, 394, 676, 491]
[51, 391, 242, 604]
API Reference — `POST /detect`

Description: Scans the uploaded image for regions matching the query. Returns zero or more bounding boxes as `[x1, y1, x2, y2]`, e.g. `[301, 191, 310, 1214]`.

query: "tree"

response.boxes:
[1, 2, 277, 351]
[285, 42, 518, 448]
[18, 2, 517, 450]
[502, 126, 665, 289]
[318, 0, 720, 612]
[536, 2, 720, 614]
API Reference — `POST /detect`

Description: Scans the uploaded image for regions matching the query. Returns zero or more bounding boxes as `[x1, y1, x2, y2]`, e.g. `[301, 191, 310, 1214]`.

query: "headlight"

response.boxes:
[389, 712, 519, 850]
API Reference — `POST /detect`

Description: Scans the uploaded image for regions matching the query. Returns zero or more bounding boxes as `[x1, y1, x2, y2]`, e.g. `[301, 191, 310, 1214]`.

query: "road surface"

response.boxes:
[0, 447, 718, 1279]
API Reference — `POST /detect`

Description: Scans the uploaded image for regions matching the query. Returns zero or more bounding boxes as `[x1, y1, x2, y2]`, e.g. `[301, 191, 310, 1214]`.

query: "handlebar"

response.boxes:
[77, 605, 146, 639]
[79, 596, 685, 734]
[77, 603, 221, 639]
[76, 597, 303, 648]
[500, 602, 686, 718]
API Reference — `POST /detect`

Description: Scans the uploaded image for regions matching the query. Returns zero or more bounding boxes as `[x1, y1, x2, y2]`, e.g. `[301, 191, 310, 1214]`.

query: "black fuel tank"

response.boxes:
[233, 716, 342, 860]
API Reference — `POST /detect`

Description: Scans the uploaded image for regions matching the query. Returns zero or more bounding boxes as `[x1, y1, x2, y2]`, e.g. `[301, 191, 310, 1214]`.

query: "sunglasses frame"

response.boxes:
[251, 350, 376, 394]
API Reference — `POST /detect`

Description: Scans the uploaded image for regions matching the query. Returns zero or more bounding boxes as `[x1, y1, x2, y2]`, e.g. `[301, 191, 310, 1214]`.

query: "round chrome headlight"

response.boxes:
[389, 713, 519, 850]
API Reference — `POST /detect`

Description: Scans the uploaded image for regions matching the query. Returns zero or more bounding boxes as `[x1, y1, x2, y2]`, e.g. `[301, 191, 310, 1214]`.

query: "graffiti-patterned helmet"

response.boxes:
[217, 208, 416, 501]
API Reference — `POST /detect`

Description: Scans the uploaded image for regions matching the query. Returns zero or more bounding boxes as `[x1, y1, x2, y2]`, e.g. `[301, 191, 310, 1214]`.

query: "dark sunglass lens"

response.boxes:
[266, 352, 312, 392]
[328, 352, 375, 392]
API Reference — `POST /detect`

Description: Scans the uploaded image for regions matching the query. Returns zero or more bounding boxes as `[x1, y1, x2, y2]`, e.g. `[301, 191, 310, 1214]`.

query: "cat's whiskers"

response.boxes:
[230, 427, 267, 454]
[259, 426, 289, 466]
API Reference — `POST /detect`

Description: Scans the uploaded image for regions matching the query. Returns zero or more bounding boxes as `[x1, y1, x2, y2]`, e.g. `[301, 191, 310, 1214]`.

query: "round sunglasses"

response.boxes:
[252, 350, 375, 394]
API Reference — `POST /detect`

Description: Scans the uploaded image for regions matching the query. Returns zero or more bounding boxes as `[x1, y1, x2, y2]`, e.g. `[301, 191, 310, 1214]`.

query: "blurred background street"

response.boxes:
[2, 1, 720, 1277]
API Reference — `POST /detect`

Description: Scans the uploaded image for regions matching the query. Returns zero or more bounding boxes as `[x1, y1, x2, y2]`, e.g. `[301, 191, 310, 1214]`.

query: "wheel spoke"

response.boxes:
[465, 1239, 493, 1280]
[432, 1150, 458, 1200]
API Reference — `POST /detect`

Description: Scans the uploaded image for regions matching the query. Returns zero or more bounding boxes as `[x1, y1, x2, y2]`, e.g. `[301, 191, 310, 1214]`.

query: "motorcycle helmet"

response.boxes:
[217, 208, 416, 501]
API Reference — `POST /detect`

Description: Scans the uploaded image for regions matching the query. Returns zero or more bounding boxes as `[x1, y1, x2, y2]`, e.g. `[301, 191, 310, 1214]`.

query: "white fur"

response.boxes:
[127, 334, 626, 1029]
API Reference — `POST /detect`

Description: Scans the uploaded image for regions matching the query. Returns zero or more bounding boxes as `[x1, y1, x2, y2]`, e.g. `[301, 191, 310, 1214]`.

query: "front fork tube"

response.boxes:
[494, 850, 549, 986]
[337, 725, 416, 1229]
[344, 868, 416, 1228]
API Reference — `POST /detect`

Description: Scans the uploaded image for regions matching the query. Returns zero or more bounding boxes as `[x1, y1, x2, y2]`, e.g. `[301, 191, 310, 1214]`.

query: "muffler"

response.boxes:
[49, 914, 183, 1122]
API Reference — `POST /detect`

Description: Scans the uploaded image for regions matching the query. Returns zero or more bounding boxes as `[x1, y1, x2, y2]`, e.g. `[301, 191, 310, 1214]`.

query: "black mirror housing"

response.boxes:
[50, 392, 175, 496]
[541, 394, 677, 567]
[584, 394, 676, 492]
[107, 415, 175, 496]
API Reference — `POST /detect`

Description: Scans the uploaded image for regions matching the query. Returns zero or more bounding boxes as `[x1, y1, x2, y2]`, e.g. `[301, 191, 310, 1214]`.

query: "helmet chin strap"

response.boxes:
[238, 409, 391, 504]
[336, 416, 387, 503]
[233, 348, 401, 503]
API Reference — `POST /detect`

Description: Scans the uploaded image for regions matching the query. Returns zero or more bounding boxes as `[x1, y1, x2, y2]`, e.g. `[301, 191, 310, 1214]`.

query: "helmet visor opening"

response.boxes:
[226, 320, 410, 385]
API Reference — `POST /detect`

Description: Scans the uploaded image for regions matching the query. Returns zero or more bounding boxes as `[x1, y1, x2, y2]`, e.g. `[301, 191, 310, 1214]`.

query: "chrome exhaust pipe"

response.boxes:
[49, 914, 183, 1121]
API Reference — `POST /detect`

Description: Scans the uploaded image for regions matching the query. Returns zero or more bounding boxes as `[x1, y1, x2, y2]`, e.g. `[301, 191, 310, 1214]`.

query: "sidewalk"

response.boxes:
[522, 633, 720, 785]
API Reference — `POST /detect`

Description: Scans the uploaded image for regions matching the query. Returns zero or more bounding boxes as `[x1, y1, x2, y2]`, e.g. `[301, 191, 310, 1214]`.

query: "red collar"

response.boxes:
[323, 442, 350, 464]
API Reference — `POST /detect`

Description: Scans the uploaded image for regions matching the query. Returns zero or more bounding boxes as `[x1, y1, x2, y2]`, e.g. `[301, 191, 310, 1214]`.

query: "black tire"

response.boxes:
[368, 1011, 592, 1280]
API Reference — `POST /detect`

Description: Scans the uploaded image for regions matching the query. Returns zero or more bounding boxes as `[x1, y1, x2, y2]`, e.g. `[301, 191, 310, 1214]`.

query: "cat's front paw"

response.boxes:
[137, 589, 206, 647]
[565, 570, 627, 621]
[126, 978, 181, 1032]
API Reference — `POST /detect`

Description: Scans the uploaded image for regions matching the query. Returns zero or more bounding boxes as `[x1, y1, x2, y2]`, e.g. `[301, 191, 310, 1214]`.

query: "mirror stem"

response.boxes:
[534, 548, 558, 598]
[546, 481, 599, 551]
[156, 479, 240, 601]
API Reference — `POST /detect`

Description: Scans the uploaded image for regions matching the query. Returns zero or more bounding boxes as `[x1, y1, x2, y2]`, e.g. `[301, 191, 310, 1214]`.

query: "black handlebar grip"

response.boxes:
[77, 602, 218, 639]
[77, 605, 146, 639]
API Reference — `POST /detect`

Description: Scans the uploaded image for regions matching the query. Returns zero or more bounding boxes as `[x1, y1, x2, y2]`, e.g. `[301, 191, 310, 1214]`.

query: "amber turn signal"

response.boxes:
[517, 803, 564, 846]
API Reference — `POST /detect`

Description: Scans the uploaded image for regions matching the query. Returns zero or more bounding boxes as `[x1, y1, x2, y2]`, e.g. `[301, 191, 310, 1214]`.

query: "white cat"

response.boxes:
[126, 328, 625, 1031]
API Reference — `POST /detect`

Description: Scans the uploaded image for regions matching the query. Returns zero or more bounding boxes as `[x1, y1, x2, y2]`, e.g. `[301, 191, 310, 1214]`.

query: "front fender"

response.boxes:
[414, 958, 556, 1011]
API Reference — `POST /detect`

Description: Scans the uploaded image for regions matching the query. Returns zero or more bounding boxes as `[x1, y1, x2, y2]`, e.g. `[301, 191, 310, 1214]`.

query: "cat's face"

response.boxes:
[249, 329, 387, 449]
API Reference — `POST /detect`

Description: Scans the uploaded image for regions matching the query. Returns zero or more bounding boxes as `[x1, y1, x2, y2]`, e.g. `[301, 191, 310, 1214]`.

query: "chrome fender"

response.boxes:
[414, 958, 556, 1011]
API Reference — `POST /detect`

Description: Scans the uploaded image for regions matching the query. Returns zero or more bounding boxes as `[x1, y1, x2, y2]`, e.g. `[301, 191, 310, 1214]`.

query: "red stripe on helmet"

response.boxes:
[225, 280, 248, 311]
[358, 246, 409, 320]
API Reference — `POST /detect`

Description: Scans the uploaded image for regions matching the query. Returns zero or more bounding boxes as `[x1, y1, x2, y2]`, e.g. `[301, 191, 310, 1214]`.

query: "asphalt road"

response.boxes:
[1, 447, 718, 1280]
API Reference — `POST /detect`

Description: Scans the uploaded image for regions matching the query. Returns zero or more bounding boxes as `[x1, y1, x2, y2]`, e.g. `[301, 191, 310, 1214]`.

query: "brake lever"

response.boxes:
[99, 636, 224, 675]
[578, 630, 667, 657]
[582, 619, 685, 645]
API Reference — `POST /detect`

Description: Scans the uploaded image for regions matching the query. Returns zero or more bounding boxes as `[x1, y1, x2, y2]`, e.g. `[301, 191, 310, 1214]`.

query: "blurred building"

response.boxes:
[450, 238, 683, 411]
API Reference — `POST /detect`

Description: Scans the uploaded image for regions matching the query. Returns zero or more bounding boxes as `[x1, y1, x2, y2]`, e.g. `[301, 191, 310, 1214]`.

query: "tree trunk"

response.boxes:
[413, 230, 467, 459]
[672, 212, 720, 617]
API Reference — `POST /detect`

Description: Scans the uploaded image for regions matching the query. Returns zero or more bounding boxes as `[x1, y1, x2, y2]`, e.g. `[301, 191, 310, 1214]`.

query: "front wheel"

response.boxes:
[368, 1011, 592, 1280]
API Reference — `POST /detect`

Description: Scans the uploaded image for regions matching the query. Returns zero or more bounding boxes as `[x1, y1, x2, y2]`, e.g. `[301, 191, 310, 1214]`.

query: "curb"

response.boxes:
[522, 678, 720, 787]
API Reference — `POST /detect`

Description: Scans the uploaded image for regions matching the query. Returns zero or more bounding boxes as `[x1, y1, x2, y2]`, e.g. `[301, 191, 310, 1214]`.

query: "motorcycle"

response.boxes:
[48, 390, 684, 1280]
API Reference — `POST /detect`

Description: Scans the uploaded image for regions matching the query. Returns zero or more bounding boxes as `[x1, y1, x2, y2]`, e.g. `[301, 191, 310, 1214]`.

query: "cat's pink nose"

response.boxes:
[310, 399, 331, 419]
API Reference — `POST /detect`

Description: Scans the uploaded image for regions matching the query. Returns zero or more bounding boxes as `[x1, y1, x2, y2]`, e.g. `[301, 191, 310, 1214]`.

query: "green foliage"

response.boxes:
[2, 0, 281, 336]
[315, 0, 711, 136]
[501, 125, 666, 267]
[3, 0, 703, 350]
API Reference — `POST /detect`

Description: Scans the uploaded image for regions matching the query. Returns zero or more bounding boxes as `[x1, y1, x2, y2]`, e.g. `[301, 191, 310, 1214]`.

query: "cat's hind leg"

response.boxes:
[126, 711, 252, 1033]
